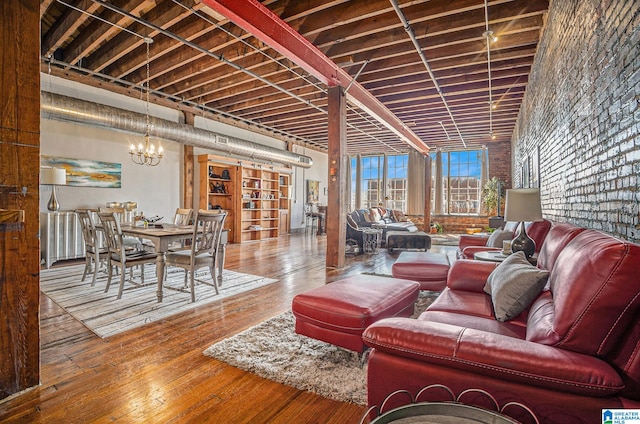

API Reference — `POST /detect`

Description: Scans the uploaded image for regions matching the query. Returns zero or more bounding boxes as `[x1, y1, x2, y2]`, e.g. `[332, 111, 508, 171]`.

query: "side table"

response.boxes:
[362, 228, 382, 254]
[473, 251, 508, 263]
[474, 250, 537, 265]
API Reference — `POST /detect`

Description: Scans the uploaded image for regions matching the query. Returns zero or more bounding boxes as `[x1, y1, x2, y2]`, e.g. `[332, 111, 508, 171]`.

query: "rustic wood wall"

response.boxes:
[0, 0, 41, 399]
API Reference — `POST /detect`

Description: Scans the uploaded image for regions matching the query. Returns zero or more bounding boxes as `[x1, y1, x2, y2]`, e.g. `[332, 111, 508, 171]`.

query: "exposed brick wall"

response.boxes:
[432, 215, 493, 234]
[512, 0, 640, 242]
[487, 142, 512, 189]
[412, 214, 492, 234]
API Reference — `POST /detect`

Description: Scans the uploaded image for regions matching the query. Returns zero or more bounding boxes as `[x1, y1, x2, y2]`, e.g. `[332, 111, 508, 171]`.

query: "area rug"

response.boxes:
[203, 290, 440, 405]
[430, 234, 461, 246]
[41, 264, 278, 338]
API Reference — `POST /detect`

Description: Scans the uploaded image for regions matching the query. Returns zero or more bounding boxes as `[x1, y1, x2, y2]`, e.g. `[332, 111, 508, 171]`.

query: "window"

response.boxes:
[431, 149, 485, 215]
[351, 154, 409, 211]
[360, 156, 382, 208]
[386, 154, 408, 211]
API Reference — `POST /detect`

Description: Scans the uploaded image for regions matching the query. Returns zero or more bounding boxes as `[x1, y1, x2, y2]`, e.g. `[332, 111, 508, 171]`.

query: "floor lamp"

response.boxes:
[41, 168, 67, 211]
[504, 188, 543, 258]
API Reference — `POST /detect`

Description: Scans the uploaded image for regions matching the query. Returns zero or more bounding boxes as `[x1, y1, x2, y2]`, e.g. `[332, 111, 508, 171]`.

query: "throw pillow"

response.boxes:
[346, 214, 358, 229]
[483, 251, 549, 322]
[486, 229, 513, 247]
[394, 211, 407, 222]
[362, 209, 372, 222]
[369, 208, 381, 222]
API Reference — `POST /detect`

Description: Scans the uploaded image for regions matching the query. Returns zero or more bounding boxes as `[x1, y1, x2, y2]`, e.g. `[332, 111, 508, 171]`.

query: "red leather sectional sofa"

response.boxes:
[363, 223, 640, 423]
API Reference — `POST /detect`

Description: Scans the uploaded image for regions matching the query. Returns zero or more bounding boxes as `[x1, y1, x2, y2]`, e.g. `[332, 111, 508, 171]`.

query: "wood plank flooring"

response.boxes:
[0, 233, 456, 423]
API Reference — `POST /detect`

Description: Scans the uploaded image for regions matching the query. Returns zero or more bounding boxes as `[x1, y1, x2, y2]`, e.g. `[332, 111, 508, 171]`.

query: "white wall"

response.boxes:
[290, 146, 328, 229]
[40, 74, 182, 220]
[40, 74, 328, 228]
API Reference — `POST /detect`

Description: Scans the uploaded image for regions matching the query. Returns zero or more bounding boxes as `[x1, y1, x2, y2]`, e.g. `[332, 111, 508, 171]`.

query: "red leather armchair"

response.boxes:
[364, 223, 640, 423]
[456, 219, 552, 259]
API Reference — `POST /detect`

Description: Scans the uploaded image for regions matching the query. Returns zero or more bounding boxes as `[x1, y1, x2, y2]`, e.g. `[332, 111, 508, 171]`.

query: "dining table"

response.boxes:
[121, 223, 228, 302]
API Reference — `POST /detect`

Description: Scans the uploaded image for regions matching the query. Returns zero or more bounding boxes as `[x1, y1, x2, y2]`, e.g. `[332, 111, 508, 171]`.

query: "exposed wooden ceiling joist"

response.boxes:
[40, 0, 549, 155]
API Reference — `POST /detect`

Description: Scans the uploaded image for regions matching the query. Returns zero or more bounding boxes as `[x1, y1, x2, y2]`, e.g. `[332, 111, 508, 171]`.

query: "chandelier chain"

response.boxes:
[130, 36, 163, 166]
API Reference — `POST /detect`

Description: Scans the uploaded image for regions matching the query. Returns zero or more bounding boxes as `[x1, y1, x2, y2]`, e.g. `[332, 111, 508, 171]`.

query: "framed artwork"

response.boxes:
[306, 179, 319, 203]
[41, 155, 122, 188]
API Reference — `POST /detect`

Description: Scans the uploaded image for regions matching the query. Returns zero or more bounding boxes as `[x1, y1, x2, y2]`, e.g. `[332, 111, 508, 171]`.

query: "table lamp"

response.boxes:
[504, 188, 543, 258]
[41, 167, 67, 211]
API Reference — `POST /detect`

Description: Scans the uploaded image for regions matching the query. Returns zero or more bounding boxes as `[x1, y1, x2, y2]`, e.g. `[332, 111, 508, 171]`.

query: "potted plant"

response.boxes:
[481, 177, 506, 228]
[481, 177, 506, 216]
[430, 222, 443, 234]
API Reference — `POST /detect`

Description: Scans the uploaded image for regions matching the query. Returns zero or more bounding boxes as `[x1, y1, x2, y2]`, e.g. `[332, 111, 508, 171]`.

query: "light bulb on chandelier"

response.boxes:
[129, 35, 163, 166]
[129, 135, 164, 166]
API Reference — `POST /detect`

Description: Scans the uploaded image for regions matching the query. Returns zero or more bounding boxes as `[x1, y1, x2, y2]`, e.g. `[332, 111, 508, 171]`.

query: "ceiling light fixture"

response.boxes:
[129, 37, 163, 166]
[483, 1, 496, 141]
[483, 30, 498, 43]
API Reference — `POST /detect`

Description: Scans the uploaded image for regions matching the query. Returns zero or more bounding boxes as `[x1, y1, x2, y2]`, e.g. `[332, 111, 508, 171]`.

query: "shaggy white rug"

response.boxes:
[203, 291, 439, 405]
[41, 264, 278, 338]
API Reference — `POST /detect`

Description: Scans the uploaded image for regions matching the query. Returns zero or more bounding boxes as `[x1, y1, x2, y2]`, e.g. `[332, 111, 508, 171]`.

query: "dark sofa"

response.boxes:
[363, 222, 640, 423]
[346, 208, 418, 251]
[347, 207, 417, 236]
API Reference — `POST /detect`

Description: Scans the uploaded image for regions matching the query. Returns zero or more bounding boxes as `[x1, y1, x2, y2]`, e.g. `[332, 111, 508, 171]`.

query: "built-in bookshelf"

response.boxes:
[198, 155, 238, 240]
[199, 154, 292, 243]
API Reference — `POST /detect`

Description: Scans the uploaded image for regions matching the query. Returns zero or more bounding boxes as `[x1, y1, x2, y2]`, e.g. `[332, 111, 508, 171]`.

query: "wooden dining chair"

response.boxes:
[98, 212, 158, 299]
[173, 208, 193, 225]
[76, 209, 109, 286]
[165, 210, 227, 302]
[99, 207, 142, 250]
[168, 208, 194, 252]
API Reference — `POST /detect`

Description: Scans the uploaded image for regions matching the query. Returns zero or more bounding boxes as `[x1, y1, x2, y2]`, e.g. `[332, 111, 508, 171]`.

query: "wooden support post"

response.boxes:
[0, 0, 41, 399]
[183, 113, 195, 210]
[326, 86, 347, 268]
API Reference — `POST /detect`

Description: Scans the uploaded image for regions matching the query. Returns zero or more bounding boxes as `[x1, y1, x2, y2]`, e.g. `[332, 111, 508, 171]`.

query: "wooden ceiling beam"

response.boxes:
[201, 0, 431, 154]
[63, 0, 157, 66]
[41, 0, 101, 56]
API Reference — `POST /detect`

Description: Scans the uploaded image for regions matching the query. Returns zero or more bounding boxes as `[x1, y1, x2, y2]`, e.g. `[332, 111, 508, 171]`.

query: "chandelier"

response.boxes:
[130, 37, 163, 166]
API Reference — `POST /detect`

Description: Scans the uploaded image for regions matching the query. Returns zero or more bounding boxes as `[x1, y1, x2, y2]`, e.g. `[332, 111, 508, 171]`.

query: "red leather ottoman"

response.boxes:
[391, 251, 450, 291]
[292, 275, 420, 353]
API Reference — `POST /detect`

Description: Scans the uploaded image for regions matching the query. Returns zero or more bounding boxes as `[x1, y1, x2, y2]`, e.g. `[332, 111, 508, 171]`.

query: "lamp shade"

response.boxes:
[504, 189, 543, 222]
[41, 168, 66, 186]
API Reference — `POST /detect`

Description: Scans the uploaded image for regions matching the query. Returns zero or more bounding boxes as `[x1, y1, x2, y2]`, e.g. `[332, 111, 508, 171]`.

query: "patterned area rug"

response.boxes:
[203, 290, 440, 405]
[41, 264, 278, 338]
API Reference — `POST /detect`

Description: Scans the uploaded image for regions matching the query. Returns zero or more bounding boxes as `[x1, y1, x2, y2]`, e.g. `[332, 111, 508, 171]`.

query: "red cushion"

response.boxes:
[391, 252, 449, 291]
[292, 275, 420, 352]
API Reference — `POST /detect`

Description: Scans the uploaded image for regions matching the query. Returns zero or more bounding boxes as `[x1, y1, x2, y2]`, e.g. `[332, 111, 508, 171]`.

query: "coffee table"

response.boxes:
[368, 402, 520, 424]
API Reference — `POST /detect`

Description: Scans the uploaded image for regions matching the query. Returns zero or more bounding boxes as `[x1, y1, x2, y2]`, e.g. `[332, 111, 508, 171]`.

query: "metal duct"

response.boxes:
[40, 91, 313, 168]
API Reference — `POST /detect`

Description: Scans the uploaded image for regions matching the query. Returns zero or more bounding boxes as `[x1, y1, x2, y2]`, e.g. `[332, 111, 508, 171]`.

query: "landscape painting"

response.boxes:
[41, 156, 122, 188]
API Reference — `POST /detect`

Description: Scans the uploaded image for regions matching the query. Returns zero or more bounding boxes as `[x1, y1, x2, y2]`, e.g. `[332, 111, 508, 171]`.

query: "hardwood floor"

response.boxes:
[0, 233, 456, 423]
